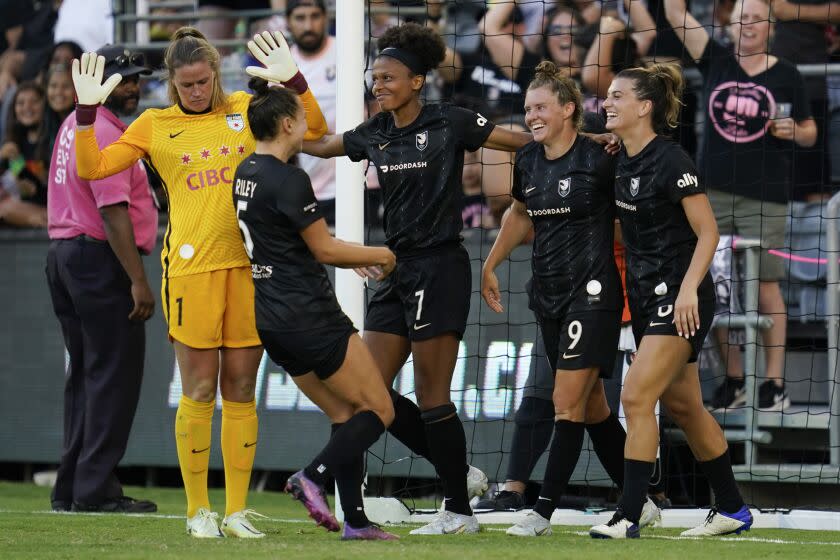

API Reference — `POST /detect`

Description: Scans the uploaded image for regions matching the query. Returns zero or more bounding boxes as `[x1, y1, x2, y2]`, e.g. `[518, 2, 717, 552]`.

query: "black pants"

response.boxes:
[45, 238, 146, 506]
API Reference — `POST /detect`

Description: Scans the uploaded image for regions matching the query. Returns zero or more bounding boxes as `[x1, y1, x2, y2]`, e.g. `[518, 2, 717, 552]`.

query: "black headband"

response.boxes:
[378, 47, 426, 76]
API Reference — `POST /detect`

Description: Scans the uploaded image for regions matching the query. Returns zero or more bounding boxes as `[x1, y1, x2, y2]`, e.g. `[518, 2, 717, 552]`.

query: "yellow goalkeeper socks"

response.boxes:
[175, 395, 214, 518]
[221, 399, 258, 516]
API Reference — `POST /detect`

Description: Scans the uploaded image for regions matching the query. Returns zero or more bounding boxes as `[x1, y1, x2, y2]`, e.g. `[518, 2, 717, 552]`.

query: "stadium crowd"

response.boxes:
[1, 0, 837, 541]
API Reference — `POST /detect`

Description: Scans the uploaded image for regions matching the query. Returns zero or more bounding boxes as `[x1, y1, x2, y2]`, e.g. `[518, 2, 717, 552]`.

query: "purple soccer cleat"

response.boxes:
[284, 470, 340, 532]
[341, 522, 400, 541]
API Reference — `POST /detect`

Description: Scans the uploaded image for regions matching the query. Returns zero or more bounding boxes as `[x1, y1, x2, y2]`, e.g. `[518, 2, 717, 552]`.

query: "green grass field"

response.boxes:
[1, 482, 839, 559]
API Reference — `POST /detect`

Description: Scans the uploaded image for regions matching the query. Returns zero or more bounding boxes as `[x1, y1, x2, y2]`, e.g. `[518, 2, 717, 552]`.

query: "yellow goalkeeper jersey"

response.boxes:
[77, 89, 327, 279]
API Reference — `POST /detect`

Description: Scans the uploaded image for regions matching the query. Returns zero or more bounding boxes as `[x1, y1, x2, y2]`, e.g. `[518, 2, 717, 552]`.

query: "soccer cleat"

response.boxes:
[639, 497, 662, 528]
[467, 465, 489, 499]
[758, 380, 791, 412]
[708, 377, 746, 411]
[285, 470, 340, 532]
[221, 509, 267, 538]
[505, 511, 552, 537]
[589, 512, 640, 539]
[186, 508, 224, 538]
[474, 490, 525, 512]
[409, 510, 480, 535]
[680, 506, 753, 536]
[341, 522, 400, 541]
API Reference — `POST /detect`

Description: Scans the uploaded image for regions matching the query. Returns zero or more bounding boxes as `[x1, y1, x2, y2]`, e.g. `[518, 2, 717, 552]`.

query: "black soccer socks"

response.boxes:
[698, 449, 745, 514]
[586, 413, 627, 488]
[305, 410, 384, 490]
[330, 423, 369, 528]
[534, 420, 585, 520]
[622, 459, 655, 524]
[422, 403, 471, 516]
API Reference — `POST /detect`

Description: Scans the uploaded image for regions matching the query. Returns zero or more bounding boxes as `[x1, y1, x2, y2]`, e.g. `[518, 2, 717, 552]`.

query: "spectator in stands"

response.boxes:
[0, 0, 63, 96]
[196, 0, 286, 45]
[0, 41, 82, 152]
[770, 0, 840, 200]
[665, 0, 817, 412]
[438, 1, 539, 118]
[288, 0, 337, 225]
[45, 45, 157, 513]
[0, 81, 47, 227]
[581, 1, 658, 107]
[53, 0, 113, 53]
[40, 63, 74, 171]
[461, 148, 495, 229]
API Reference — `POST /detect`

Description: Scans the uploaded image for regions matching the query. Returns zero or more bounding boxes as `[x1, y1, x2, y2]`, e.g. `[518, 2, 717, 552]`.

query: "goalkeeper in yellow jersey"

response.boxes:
[70, 28, 327, 538]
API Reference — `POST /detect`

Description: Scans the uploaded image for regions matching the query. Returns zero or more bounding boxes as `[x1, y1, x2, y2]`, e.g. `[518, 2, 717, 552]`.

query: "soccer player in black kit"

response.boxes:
[233, 78, 399, 541]
[589, 64, 752, 539]
[481, 61, 660, 537]
[303, 22, 538, 534]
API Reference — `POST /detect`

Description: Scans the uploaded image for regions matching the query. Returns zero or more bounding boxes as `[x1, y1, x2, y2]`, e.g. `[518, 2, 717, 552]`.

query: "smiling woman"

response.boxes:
[67, 26, 327, 539]
[302, 21, 533, 537]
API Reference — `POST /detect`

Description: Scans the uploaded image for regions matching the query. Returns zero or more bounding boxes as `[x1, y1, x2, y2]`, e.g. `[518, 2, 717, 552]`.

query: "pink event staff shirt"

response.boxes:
[47, 106, 157, 254]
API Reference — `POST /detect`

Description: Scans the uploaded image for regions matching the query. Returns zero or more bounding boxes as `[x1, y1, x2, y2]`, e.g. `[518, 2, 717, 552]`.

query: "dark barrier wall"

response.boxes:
[0, 231, 612, 484]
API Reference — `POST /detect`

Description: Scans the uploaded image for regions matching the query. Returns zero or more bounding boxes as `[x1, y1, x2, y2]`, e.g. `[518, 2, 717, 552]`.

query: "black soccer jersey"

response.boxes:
[614, 136, 709, 309]
[233, 154, 344, 331]
[343, 103, 495, 254]
[512, 136, 621, 317]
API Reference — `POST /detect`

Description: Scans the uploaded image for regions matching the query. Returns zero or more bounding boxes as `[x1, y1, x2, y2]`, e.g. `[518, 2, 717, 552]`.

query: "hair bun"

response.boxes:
[534, 60, 562, 81]
[248, 76, 270, 96]
[172, 26, 207, 41]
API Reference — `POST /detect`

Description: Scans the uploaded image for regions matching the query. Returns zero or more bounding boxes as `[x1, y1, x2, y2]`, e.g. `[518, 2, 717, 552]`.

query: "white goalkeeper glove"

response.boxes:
[71, 52, 122, 125]
[246, 31, 309, 94]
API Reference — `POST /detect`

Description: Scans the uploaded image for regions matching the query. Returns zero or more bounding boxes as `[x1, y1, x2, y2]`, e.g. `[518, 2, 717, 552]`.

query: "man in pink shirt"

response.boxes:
[45, 45, 158, 513]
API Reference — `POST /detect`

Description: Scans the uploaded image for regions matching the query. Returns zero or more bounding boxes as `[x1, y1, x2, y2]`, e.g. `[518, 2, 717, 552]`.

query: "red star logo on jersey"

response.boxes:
[237, 145, 245, 155]
[181, 153, 191, 165]
[200, 148, 211, 160]
[219, 145, 230, 156]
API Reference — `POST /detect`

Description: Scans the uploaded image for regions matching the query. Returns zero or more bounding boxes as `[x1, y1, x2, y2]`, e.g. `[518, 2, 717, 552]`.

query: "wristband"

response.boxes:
[76, 104, 99, 126]
[282, 71, 308, 94]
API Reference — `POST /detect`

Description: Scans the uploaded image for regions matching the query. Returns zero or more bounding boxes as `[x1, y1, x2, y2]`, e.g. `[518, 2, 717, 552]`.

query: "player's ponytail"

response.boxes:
[247, 77, 300, 141]
[616, 63, 684, 132]
[164, 26, 227, 110]
[527, 60, 584, 131]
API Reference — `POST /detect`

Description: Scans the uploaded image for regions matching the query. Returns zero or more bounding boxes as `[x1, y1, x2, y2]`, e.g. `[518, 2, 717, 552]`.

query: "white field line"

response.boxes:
[2, 510, 840, 546]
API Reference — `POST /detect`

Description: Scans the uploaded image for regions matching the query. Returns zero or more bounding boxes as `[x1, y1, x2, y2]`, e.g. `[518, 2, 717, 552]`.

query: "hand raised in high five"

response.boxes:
[72, 53, 122, 106]
[246, 31, 307, 93]
[71, 53, 122, 126]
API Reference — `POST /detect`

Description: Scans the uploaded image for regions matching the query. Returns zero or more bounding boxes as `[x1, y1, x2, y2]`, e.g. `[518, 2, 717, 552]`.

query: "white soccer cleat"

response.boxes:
[186, 508, 224, 538]
[639, 497, 662, 528]
[221, 509, 267, 538]
[467, 465, 489, 499]
[589, 512, 640, 539]
[409, 510, 480, 535]
[505, 511, 552, 537]
[680, 506, 753, 537]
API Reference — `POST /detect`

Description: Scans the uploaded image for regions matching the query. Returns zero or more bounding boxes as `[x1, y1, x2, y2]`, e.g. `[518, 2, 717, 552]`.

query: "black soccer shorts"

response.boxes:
[258, 315, 357, 380]
[538, 308, 622, 377]
[365, 244, 471, 341]
[630, 288, 715, 364]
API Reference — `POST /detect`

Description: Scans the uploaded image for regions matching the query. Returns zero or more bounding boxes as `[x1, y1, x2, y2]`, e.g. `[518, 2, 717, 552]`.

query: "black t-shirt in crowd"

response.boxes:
[443, 47, 540, 116]
[614, 136, 711, 310]
[343, 103, 495, 254]
[233, 154, 344, 332]
[513, 135, 621, 318]
[696, 39, 812, 203]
